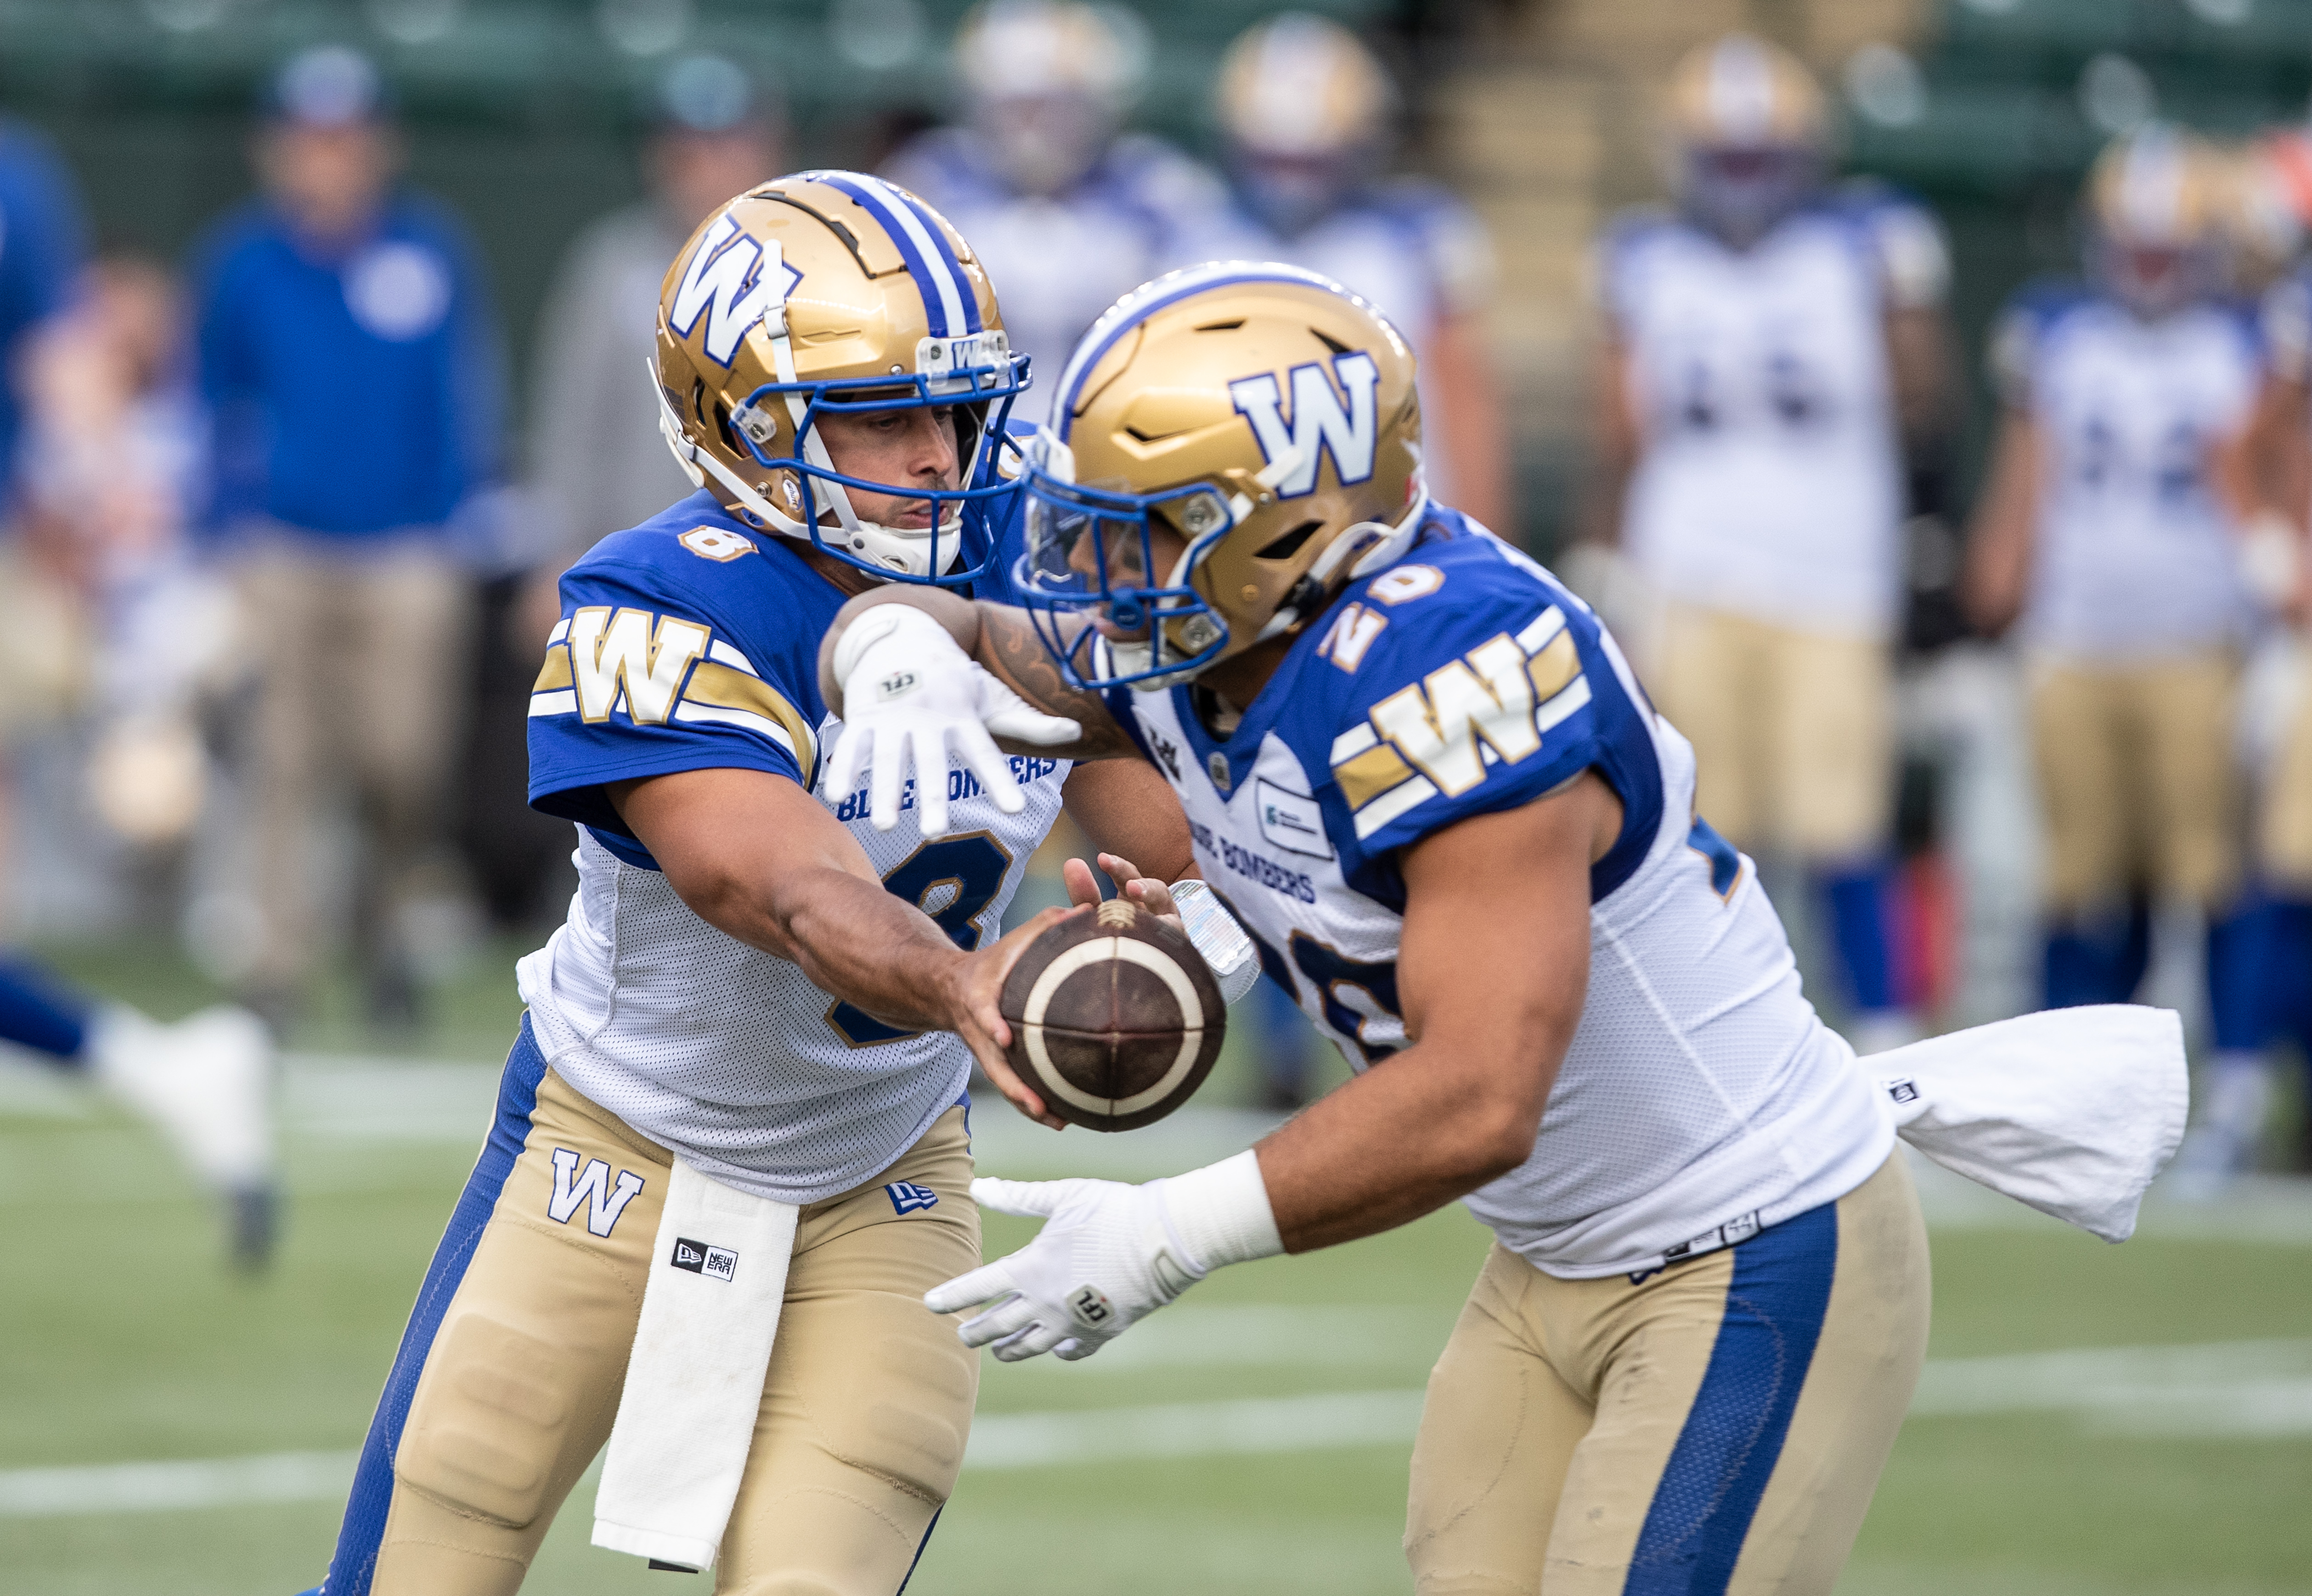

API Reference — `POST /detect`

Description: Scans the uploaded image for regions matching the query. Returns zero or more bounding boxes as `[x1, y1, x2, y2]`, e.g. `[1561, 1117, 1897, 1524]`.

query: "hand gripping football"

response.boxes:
[999, 899, 1227, 1131]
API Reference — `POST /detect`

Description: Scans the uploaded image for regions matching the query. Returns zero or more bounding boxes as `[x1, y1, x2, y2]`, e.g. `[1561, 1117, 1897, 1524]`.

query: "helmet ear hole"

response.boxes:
[1255, 519, 1324, 562]
[711, 400, 743, 455]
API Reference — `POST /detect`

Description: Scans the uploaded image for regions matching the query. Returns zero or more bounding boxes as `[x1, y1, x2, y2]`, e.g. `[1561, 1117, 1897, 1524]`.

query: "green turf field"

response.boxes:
[1, 940, 2308, 1594]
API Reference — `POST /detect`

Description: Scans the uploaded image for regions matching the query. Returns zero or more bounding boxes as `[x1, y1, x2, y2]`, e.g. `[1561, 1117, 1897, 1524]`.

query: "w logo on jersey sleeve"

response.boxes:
[1228, 353, 1380, 498]
[1328, 604, 1590, 840]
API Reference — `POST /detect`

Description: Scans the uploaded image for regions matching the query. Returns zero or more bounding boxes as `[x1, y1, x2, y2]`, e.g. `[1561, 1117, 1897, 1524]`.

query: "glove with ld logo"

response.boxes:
[924, 1153, 1282, 1361]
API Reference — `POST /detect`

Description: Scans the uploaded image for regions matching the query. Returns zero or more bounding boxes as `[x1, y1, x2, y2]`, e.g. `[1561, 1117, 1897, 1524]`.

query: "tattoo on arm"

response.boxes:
[976, 604, 1144, 761]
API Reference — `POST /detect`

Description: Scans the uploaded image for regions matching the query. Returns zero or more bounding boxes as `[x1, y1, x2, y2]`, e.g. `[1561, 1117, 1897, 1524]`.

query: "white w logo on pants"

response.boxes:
[547, 1147, 647, 1237]
[1227, 352, 1381, 499]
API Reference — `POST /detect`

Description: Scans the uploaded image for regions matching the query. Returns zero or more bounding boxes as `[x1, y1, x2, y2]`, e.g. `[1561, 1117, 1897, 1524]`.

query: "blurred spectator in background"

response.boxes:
[1965, 128, 2273, 1181]
[196, 45, 503, 1033]
[0, 219, 276, 1264]
[885, 0, 1227, 424]
[20, 256, 233, 874]
[1198, 13, 1508, 534]
[1585, 34, 1951, 1054]
[0, 116, 88, 844]
[524, 53, 786, 602]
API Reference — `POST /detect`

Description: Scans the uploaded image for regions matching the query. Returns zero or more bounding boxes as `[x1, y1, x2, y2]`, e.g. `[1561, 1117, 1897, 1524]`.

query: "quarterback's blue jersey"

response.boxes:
[193, 192, 502, 538]
[519, 489, 1068, 1205]
[1114, 509, 1889, 1277]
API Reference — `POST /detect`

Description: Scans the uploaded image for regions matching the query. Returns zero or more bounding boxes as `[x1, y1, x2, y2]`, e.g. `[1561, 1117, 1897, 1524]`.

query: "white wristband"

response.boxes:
[1170, 879, 1261, 1005]
[1156, 1149, 1283, 1275]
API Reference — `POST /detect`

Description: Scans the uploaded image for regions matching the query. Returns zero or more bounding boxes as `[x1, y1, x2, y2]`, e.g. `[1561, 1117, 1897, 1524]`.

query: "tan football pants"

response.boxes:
[1406, 1153, 1930, 1596]
[344, 1040, 979, 1595]
[1647, 603, 1895, 864]
[2027, 653, 2243, 913]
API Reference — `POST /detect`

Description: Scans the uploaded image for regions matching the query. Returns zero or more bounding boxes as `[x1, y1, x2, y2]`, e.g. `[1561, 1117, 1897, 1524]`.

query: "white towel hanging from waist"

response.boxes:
[1861, 1003, 2188, 1243]
[593, 1156, 800, 1573]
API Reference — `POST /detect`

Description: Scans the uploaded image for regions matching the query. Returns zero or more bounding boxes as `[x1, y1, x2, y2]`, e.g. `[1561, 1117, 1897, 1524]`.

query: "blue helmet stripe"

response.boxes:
[1052, 261, 1353, 440]
[896, 190, 983, 334]
[805, 170, 969, 338]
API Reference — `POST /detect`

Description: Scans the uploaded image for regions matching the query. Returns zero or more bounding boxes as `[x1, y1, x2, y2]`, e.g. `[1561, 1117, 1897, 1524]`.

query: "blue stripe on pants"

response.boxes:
[1624, 1200, 1838, 1596]
[316, 1018, 549, 1596]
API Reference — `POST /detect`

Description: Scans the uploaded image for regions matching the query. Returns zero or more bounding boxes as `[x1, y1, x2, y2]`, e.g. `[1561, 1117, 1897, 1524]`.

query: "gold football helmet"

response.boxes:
[1215, 14, 1397, 235]
[2084, 126, 2233, 314]
[1017, 262, 1425, 689]
[1663, 34, 1828, 244]
[652, 169, 1027, 583]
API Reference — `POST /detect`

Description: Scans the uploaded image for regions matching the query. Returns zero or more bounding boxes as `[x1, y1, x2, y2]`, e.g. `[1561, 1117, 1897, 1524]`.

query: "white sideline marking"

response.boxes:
[0, 1450, 357, 1517]
[14, 1337, 2312, 1517]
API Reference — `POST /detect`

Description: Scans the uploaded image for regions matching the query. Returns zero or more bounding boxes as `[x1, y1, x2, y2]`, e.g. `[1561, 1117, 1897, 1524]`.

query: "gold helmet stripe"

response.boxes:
[799, 170, 980, 337]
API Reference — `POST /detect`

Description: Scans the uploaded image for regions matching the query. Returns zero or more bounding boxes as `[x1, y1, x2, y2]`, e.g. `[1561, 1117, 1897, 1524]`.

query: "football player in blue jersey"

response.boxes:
[817, 262, 1937, 1595]
[301, 174, 1224, 1596]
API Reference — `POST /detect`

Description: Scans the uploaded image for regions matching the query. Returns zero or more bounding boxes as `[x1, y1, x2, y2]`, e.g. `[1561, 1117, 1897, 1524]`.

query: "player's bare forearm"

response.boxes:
[1576, 334, 1641, 547]
[818, 586, 1143, 759]
[1062, 759, 1195, 883]
[1962, 406, 2041, 637]
[610, 768, 974, 1030]
[1886, 306, 1955, 449]
[1252, 774, 1616, 1252]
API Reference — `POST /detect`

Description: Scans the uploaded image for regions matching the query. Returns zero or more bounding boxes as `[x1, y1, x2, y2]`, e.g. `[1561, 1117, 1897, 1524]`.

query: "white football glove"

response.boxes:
[825, 605, 1080, 836]
[924, 1152, 1282, 1363]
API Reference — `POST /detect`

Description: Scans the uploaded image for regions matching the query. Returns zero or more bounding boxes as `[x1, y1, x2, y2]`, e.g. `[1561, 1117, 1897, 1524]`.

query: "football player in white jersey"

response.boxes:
[1190, 12, 1508, 532]
[299, 174, 1207, 1596]
[882, 0, 1229, 426]
[1586, 34, 1951, 1056]
[818, 263, 1934, 1595]
[1965, 128, 2273, 1178]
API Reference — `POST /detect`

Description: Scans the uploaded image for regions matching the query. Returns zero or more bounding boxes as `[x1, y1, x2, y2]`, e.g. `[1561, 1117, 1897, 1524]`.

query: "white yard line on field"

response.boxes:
[11, 1335, 2312, 1518]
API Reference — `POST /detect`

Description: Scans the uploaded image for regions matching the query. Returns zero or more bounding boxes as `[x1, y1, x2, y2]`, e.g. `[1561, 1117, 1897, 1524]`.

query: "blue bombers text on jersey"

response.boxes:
[1600, 184, 1945, 639]
[521, 488, 1069, 1205]
[1108, 510, 1891, 1277]
[1993, 280, 2262, 661]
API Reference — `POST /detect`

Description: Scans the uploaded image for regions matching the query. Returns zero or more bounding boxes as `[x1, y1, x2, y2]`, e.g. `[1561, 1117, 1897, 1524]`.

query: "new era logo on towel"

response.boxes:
[670, 1236, 738, 1282]
[885, 1181, 939, 1215]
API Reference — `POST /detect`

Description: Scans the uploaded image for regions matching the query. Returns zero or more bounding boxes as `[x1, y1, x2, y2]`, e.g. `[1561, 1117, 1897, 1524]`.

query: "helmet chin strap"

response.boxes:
[650, 361, 963, 579]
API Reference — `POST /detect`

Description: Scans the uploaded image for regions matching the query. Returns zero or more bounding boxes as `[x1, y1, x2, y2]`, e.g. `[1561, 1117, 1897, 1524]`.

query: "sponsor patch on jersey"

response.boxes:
[670, 1235, 739, 1282]
[1661, 1209, 1760, 1264]
[885, 1180, 940, 1215]
[1256, 778, 1334, 860]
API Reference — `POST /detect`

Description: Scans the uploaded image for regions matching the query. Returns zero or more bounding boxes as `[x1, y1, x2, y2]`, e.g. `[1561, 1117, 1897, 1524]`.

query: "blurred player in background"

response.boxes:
[0, 175, 275, 1265]
[2191, 149, 2312, 1182]
[197, 45, 505, 1034]
[885, 0, 1228, 425]
[1586, 34, 1952, 1053]
[306, 174, 1202, 1596]
[1199, 12, 1508, 534]
[1966, 128, 2271, 1161]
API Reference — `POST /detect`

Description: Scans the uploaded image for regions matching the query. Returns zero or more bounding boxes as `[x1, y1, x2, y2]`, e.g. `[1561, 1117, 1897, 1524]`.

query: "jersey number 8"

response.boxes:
[826, 833, 1015, 1047]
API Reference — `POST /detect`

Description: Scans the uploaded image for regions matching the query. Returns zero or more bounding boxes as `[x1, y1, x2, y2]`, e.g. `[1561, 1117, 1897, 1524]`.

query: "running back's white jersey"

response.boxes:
[520, 491, 1069, 1205]
[1604, 190, 1942, 638]
[1110, 510, 1890, 1277]
[1998, 285, 2261, 660]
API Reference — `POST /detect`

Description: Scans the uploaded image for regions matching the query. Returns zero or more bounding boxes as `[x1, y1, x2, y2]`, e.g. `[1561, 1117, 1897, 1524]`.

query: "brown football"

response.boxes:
[998, 899, 1227, 1132]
